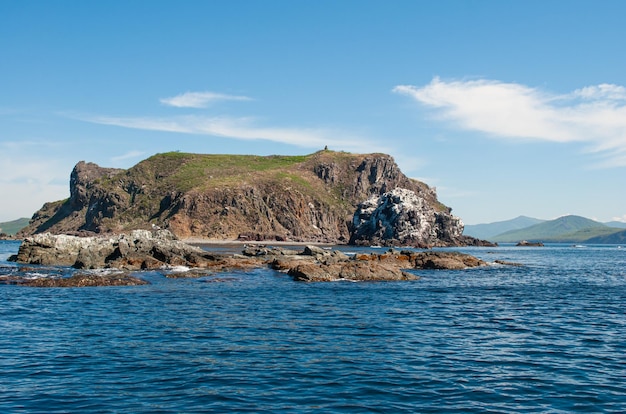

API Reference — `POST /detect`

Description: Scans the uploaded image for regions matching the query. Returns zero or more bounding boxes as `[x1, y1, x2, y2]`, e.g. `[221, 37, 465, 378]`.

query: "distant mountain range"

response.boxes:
[463, 216, 545, 240]
[604, 221, 626, 229]
[464, 215, 626, 244]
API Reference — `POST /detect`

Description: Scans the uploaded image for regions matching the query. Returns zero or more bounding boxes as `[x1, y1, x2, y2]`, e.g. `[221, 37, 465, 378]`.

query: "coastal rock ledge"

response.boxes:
[8, 230, 490, 286]
[9, 229, 262, 272]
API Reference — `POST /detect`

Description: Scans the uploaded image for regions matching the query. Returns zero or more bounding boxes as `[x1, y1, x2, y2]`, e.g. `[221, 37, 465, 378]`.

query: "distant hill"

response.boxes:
[0, 218, 30, 236]
[463, 216, 544, 240]
[491, 215, 623, 243]
[586, 229, 626, 244]
[604, 221, 626, 229]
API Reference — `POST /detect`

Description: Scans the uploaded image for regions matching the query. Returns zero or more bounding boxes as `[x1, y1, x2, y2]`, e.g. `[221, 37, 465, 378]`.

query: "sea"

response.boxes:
[1, 240, 625, 413]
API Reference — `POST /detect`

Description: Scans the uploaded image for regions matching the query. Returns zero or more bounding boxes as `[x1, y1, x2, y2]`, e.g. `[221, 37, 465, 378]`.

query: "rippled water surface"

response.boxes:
[1, 241, 626, 412]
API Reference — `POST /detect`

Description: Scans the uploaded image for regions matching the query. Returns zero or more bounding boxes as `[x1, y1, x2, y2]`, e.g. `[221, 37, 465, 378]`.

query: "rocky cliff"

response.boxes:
[351, 188, 471, 247]
[18, 150, 475, 246]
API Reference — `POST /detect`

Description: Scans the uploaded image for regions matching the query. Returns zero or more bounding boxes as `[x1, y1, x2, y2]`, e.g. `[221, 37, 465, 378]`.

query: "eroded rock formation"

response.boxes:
[17, 151, 485, 247]
[350, 188, 487, 247]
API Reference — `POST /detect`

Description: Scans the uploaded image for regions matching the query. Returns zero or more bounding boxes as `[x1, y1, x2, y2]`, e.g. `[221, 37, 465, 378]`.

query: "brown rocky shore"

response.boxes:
[6, 229, 492, 287]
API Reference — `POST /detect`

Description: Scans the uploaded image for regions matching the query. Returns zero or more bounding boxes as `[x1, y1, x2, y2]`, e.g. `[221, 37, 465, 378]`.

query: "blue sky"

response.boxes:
[2, 1, 626, 225]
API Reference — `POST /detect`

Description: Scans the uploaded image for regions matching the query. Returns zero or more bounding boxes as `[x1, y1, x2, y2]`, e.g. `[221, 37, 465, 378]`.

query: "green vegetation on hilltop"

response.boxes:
[552, 226, 625, 243]
[94, 152, 316, 194]
[586, 229, 626, 244]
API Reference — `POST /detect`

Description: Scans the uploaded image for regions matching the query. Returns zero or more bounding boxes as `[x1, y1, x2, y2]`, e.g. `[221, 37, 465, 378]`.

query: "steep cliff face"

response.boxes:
[18, 151, 470, 246]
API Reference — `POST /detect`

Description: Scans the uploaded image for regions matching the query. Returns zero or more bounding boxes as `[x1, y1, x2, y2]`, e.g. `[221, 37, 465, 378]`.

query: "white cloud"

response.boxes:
[76, 91, 391, 159]
[86, 114, 386, 154]
[0, 181, 67, 221]
[0, 155, 69, 221]
[611, 214, 626, 223]
[393, 77, 626, 167]
[160, 91, 252, 108]
[111, 150, 146, 163]
[572, 84, 626, 100]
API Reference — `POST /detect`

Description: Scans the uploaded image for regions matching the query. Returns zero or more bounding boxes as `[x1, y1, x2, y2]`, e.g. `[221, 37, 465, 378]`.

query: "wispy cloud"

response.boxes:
[0, 153, 69, 220]
[160, 91, 252, 108]
[78, 91, 389, 156]
[611, 214, 626, 223]
[393, 77, 626, 167]
[86, 114, 384, 153]
[111, 150, 146, 162]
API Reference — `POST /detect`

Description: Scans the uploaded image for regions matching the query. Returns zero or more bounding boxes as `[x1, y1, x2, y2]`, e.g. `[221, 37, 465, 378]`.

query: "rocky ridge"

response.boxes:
[17, 151, 481, 247]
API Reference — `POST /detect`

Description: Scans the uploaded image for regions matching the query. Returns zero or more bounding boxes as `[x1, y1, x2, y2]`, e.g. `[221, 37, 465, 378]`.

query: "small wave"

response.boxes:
[84, 268, 125, 276]
[0, 264, 18, 274]
[161, 265, 191, 273]
[23, 272, 57, 280]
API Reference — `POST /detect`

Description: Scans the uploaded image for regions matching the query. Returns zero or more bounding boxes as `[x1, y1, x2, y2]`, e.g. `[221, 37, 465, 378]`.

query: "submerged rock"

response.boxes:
[516, 240, 544, 247]
[18, 273, 149, 287]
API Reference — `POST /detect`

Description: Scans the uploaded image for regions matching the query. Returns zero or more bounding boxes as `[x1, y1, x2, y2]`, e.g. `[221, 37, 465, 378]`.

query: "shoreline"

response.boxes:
[182, 237, 338, 247]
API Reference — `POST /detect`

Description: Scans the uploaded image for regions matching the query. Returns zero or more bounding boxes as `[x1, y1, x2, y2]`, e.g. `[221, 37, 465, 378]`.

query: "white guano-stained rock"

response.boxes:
[350, 188, 465, 247]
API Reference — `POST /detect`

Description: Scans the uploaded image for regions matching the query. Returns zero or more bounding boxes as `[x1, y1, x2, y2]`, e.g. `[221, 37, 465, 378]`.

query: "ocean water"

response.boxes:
[1, 240, 625, 413]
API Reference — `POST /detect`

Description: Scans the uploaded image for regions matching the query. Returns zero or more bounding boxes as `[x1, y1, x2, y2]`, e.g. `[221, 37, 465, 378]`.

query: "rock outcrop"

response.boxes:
[9, 229, 260, 272]
[17, 151, 483, 247]
[270, 248, 487, 282]
[8, 231, 492, 285]
[516, 240, 544, 247]
[350, 188, 490, 247]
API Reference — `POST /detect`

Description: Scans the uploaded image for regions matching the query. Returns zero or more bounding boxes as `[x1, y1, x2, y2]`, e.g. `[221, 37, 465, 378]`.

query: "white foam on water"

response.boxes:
[162, 265, 191, 273]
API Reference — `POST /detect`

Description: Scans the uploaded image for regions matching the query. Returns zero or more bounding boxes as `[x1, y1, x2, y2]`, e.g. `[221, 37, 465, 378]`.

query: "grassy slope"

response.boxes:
[103, 152, 313, 191]
[546, 227, 624, 243]
[0, 217, 30, 235]
[586, 229, 626, 244]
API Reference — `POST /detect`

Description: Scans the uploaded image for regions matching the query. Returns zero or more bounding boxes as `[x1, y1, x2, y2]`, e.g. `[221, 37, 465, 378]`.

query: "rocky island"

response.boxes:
[17, 150, 489, 247]
[6, 150, 498, 286]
